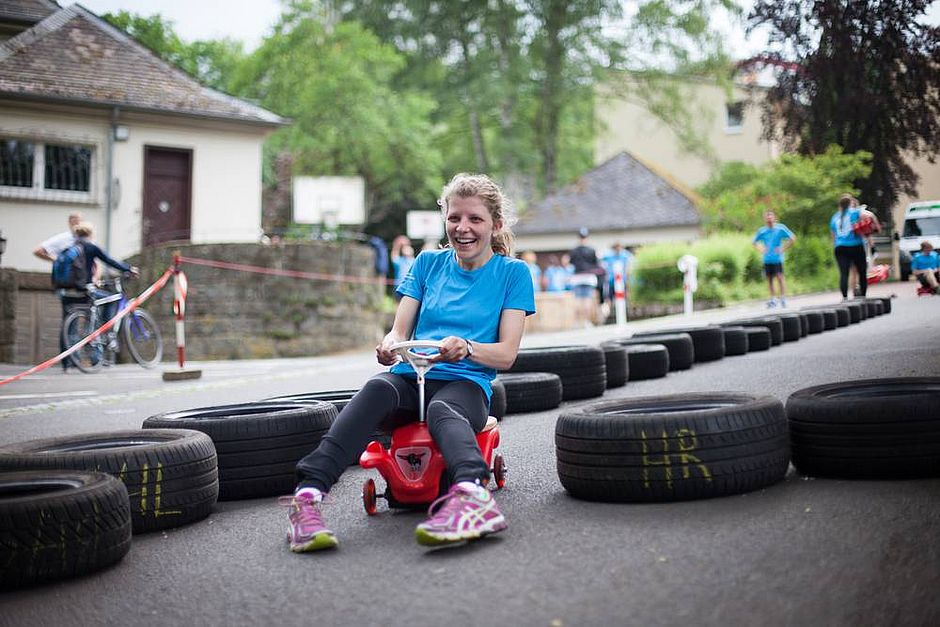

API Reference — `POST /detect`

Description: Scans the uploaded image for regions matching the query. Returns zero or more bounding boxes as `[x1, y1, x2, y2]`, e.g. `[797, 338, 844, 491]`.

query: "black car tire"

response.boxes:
[556, 394, 789, 502]
[600, 344, 629, 388]
[143, 403, 335, 500]
[0, 470, 132, 588]
[495, 372, 564, 414]
[0, 430, 217, 533]
[634, 326, 724, 363]
[610, 334, 694, 371]
[787, 378, 940, 479]
[506, 345, 607, 400]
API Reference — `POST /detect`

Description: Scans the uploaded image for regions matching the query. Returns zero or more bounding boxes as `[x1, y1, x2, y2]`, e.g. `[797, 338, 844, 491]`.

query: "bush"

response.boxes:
[632, 232, 838, 306]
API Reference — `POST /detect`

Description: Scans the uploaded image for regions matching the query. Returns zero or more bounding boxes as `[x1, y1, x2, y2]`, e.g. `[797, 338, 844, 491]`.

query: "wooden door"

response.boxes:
[142, 147, 192, 247]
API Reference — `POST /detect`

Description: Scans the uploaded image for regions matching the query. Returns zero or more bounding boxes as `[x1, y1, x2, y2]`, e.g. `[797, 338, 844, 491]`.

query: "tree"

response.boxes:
[234, 3, 443, 237]
[699, 145, 872, 235]
[103, 12, 248, 93]
[749, 0, 940, 216]
[328, 0, 737, 194]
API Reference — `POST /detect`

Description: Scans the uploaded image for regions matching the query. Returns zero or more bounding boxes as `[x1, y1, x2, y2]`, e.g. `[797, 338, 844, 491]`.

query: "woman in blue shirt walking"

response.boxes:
[830, 194, 868, 299]
[283, 173, 536, 552]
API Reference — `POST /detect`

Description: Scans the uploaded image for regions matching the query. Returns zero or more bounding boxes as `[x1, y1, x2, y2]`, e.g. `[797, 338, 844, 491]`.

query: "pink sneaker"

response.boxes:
[415, 483, 507, 546]
[280, 490, 338, 552]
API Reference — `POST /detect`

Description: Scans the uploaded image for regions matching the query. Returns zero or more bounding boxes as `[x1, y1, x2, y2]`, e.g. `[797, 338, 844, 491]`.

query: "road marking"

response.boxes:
[0, 391, 98, 400]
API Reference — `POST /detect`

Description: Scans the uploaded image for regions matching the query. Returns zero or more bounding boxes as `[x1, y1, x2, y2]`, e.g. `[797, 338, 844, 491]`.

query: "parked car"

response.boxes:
[896, 200, 940, 281]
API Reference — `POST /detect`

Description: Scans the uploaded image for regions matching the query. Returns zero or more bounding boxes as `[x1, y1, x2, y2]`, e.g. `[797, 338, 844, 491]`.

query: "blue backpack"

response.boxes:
[51, 243, 87, 289]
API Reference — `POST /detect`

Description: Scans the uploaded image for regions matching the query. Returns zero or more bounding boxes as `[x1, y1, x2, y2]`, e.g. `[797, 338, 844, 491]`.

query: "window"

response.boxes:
[0, 138, 94, 200]
[725, 102, 744, 133]
[45, 144, 92, 191]
[0, 139, 34, 188]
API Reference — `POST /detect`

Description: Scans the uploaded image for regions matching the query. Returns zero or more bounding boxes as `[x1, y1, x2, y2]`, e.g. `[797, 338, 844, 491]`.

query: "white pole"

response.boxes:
[613, 260, 627, 327]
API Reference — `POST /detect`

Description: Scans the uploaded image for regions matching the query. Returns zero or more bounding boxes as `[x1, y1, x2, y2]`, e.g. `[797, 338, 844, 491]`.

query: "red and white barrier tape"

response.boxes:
[0, 269, 174, 387]
[177, 255, 395, 286]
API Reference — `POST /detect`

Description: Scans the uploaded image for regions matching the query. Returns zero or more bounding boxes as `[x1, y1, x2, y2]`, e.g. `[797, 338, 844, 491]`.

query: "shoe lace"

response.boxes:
[278, 492, 332, 527]
[424, 485, 472, 523]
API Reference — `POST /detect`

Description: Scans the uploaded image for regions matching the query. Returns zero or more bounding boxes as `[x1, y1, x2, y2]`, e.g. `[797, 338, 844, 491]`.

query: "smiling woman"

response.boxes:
[282, 173, 537, 552]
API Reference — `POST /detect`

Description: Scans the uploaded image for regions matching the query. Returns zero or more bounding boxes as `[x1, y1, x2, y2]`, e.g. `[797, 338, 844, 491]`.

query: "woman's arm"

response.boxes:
[375, 295, 420, 365]
[432, 308, 527, 371]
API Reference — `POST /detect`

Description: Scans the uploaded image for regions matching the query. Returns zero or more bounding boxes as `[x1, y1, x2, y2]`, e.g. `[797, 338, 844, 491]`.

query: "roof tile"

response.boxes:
[0, 5, 285, 126]
[515, 152, 701, 235]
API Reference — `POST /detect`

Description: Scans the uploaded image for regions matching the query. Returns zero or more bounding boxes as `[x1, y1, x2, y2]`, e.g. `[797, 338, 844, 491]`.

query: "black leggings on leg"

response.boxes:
[295, 373, 489, 492]
[834, 245, 867, 298]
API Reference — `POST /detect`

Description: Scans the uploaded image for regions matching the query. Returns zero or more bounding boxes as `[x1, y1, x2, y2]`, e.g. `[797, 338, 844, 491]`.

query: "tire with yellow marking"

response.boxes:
[0, 470, 131, 588]
[144, 402, 335, 500]
[555, 394, 789, 502]
[0, 430, 217, 533]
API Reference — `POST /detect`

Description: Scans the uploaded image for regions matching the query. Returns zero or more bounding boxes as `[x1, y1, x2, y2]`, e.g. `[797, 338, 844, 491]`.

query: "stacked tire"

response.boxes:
[0, 430, 218, 533]
[556, 394, 790, 502]
[505, 345, 607, 400]
[143, 402, 335, 500]
[0, 470, 132, 587]
[787, 378, 940, 479]
[495, 373, 563, 414]
[634, 326, 725, 363]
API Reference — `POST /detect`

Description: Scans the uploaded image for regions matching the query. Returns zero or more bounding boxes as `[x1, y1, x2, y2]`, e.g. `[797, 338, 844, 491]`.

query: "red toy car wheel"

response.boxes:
[362, 478, 377, 515]
[492, 454, 506, 489]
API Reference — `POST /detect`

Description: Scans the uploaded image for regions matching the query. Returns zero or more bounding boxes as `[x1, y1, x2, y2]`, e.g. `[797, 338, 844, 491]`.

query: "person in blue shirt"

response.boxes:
[830, 194, 866, 299]
[602, 242, 632, 306]
[911, 241, 940, 294]
[390, 236, 416, 300]
[521, 250, 542, 291]
[543, 255, 569, 292]
[285, 173, 536, 553]
[753, 211, 796, 308]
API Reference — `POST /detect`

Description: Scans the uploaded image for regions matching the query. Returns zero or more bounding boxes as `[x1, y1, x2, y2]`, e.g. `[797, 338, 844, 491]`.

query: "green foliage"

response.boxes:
[632, 231, 836, 306]
[103, 12, 247, 93]
[236, 8, 443, 218]
[699, 146, 872, 236]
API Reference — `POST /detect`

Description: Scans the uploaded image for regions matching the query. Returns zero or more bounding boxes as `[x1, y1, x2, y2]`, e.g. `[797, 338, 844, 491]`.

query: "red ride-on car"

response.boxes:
[359, 341, 506, 514]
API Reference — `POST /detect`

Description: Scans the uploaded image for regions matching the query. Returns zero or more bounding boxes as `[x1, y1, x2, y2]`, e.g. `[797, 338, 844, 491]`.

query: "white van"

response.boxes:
[898, 200, 940, 281]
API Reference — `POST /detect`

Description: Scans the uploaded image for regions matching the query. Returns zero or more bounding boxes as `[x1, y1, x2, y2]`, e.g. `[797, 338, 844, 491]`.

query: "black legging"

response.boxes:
[295, 373, 489, 492]
[834, 245, 867, 298]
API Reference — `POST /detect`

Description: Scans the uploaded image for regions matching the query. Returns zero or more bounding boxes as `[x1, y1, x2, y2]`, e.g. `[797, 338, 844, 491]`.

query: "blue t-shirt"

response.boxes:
[392, 249, 536, 400]
[526, 262, 542, 292]
[911, 250, 939, 271]
[830, 208, 864, 247]
[392, 255, 415, 288]
[544, 265, 569, 292]
[753, 224, 795, 264]
[602, 250, 632, 283]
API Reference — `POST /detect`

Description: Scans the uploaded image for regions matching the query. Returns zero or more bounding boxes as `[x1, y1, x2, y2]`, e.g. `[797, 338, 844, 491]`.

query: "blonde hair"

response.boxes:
[73, 222, 93, 237]
[438, 173, 517, 257]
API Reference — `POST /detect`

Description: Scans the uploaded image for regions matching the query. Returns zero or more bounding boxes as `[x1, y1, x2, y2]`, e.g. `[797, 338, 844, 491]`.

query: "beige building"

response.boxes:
[0, 1, 286, 272]
[596, 75, 940, 231]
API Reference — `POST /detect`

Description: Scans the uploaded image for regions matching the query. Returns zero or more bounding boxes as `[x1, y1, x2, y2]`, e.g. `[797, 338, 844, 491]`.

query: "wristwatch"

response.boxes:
[464, 338, 474, 358]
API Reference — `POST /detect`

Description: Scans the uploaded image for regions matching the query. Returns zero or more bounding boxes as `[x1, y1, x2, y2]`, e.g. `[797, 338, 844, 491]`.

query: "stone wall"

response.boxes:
[0, 269, 62, 365]
[130, 241, 386, 361]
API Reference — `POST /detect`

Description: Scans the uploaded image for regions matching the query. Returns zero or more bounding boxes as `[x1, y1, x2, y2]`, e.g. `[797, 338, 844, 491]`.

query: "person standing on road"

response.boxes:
[34, 213, 83, 372]
[831, 194, 868, 300]
[602, 242, 632, 309]
[753, 210, 796, 308]
[911, 241, 940, 294]
[284, 173, 536, 552]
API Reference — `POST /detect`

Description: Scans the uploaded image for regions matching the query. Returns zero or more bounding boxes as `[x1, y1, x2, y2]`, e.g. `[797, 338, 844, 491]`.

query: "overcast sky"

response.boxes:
[74, 0, 939, 56]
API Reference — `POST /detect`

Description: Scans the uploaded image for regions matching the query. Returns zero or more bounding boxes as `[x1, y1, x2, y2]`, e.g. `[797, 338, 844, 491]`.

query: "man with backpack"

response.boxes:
[48, 222, 138, 371]
[33, 212, 82, 262]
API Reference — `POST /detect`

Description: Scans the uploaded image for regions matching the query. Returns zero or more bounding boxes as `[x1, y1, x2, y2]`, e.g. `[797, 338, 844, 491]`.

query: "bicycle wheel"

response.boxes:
[123, 308, 163, 367]
[62, 309, 103, 373]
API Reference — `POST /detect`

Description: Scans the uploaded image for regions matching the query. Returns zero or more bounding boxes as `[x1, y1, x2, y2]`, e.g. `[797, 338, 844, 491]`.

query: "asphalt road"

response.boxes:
[1, 283, 939, 627]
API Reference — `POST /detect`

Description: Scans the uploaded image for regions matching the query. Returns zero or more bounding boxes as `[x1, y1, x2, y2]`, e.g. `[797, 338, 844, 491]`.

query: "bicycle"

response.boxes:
[61, 274, 164, 373]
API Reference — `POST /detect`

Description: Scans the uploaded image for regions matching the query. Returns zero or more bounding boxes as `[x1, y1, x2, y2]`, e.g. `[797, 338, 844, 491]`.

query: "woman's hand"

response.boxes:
[430, 336, 471, 363]
[376, 335, 402, 366]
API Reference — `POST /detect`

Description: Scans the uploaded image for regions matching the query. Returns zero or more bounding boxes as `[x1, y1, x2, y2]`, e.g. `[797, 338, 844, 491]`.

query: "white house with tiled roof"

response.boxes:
[0, 0, 287, 271]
